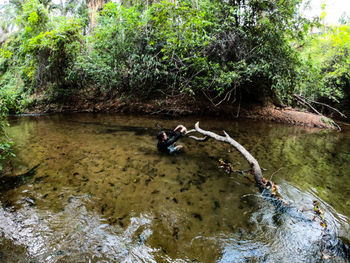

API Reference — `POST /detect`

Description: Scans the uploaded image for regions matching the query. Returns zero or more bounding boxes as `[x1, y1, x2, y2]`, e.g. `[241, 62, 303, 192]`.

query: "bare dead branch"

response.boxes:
[331, 121, 342, 131]
[185, 129, 208, 141]
[295, 94, 347, 119]
[188, 135, 209, 141]
[294, 94, 322, 116]
[293, 94, 342, 131]
[201, 87, 236, 108]
[310, 99, 347, 118]
[185, 129, 196, 134]
[184, 122, 264, 190]
[235, 89, 241, 118]
[213, 88, 234, 107]
[201, 89, 217, 107]
[269, 167, 284, 181]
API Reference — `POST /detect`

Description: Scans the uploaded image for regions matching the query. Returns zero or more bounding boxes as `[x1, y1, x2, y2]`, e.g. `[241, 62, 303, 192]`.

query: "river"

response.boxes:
[0, 114, 349, 262]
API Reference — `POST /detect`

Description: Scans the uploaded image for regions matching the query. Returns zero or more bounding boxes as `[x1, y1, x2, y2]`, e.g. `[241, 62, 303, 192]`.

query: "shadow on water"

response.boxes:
[0, 113, 350, 262]
[0, 164, 39, 192]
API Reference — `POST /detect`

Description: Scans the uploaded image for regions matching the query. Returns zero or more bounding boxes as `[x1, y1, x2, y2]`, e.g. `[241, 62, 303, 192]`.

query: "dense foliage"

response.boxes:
[0, 66, 16, 170]
[1, 0, 311, 101]
[80, 0, 306, 102]
[297, 23, 350, 111]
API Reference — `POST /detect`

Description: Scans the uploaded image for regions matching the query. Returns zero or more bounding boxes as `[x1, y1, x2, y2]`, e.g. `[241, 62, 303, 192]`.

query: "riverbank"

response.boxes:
[24, 92, 338, 129]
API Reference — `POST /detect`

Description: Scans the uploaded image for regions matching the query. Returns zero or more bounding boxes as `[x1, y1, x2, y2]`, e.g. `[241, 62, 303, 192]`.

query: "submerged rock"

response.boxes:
[55, 250, 64, 256]
[192, 213, 202, 221]
[24, 197, 36, 206]
[214, 201, 220, 209]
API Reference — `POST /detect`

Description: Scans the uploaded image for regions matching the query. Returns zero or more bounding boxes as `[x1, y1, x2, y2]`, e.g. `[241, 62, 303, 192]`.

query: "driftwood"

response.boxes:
[185, 122, 265, 191]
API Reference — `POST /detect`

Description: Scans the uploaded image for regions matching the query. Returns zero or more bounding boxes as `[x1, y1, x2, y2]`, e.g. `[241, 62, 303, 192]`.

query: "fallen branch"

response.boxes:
[293, 94, 343, 131]
[304, 96, 346, 119]
[314, 100, 347, 118]
[185, 128, 208, 141]
[183, 122, 350, 258]
[294, 94, 322, 116]
[184, 123, 289, 205]
[185, 122, 264, 190]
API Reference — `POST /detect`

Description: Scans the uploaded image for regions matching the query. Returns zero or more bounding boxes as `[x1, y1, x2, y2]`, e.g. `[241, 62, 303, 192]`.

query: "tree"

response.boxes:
[297, 23, 350, 116]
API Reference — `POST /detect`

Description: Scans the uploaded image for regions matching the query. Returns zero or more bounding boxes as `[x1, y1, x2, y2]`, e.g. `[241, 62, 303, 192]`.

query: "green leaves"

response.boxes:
[20, 13, 83, 96]
[83, 0, 309, 100]
[2, 0, 346, 110]
[297, 23, 350, 103]
[17, 0, 49, 36]
[28, 11, 39, 24]
[0, 137, 14, 171]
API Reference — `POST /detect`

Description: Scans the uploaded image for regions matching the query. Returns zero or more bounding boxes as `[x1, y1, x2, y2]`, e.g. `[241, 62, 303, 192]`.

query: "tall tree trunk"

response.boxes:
[87, 0, 110, 31]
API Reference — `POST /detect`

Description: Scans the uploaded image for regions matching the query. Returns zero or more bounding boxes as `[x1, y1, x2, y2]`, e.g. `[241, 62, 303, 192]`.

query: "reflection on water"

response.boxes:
[0, 114, 350, 262]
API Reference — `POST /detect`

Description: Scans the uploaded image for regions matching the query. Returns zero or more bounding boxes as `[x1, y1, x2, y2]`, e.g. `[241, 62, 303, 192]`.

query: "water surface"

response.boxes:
[1, 114, 349, 262]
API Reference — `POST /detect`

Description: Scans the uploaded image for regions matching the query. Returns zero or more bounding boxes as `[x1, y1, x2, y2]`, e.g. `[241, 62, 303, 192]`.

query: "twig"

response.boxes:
[332, 121, 342, 131]
[188, 135, 209, 141]
[235, 89, 241, 118]
[185, 129, 208, 141]
[201, 88, 235, 108]
[213, 88, 234, 107]
[269, 167, 284, 181]
[294, 93, 347, 118]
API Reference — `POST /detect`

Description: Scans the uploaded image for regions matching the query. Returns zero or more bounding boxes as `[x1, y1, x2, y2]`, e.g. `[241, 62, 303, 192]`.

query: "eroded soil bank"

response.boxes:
[25, 94, 338, 129]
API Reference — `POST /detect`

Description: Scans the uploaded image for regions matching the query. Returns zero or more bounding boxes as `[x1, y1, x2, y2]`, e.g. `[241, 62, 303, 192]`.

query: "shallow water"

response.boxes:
[0, 114, 350, 262]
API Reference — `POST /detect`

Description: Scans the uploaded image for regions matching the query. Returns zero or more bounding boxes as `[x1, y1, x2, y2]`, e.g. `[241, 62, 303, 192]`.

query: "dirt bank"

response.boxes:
[26, 93, 338, 129]
[241, 104, 338, 129]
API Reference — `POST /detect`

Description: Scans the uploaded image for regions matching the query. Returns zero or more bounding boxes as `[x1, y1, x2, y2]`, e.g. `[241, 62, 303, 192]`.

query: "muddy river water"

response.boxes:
[0, 114, 350, 262]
